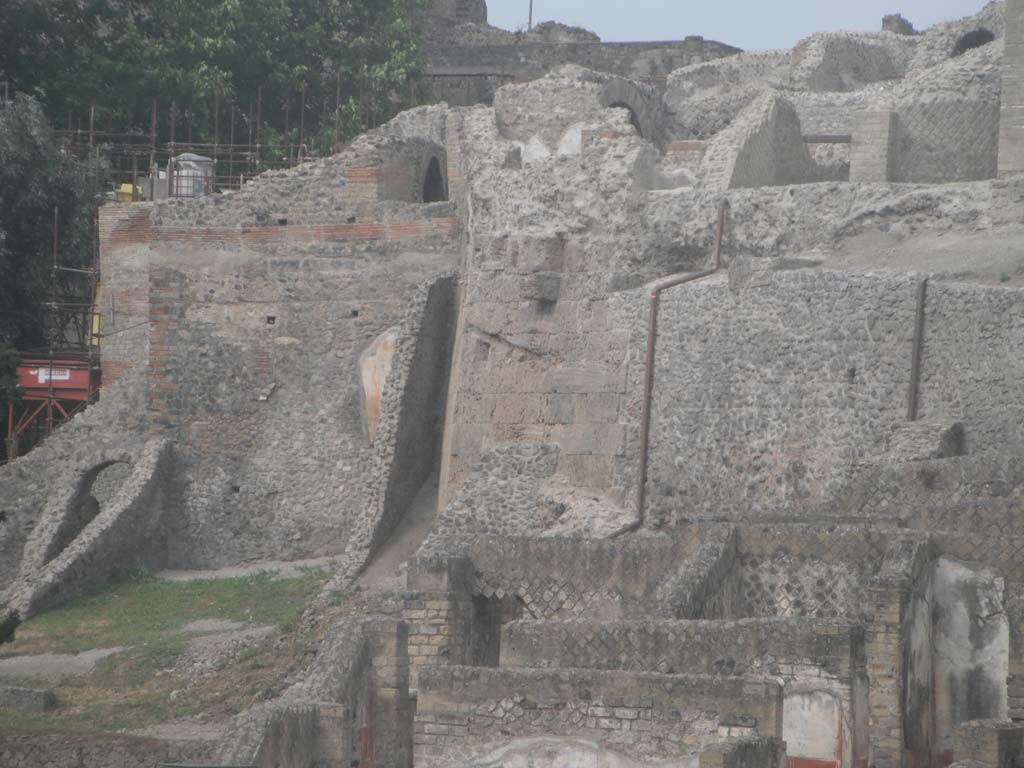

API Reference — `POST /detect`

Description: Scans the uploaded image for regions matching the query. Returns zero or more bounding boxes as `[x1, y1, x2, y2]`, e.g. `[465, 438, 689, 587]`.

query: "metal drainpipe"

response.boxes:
[907, 277, 929, 422]
[611, 199, 729, 539]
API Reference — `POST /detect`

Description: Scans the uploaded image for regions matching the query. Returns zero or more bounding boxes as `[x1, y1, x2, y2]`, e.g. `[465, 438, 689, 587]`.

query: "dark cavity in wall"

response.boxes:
[422, 156, 448, 203]
[952, 29, 994, 57]
[470, 593, 522, 666]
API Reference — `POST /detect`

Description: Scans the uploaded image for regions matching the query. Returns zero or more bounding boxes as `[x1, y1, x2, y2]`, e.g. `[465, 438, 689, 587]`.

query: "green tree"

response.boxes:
[0, 0, 428, 150]
[0, 96, 105, 351]
[0, 341, 21, 461]
[0, 96, 103, 461]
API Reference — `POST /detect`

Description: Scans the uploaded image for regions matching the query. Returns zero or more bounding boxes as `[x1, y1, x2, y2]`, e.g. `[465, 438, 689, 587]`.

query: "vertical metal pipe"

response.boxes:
[619, 200, 729, 537]
[529, 0, 534, 30]
[48, 207, 59, 435]
[229, 105, 236, 189]
[284, 98, 291, 164]
[213, 90, 220, 183]
[907, 278, 929, 422]
[88, 104, 95, 147]
[299, 84, 306, 161]
[335, 70, 342, 154]
[149, 100, 157, 200]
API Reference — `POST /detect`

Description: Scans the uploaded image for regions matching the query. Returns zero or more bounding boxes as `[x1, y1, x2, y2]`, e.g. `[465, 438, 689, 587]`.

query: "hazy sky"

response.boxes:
[486, 0, 992, 50]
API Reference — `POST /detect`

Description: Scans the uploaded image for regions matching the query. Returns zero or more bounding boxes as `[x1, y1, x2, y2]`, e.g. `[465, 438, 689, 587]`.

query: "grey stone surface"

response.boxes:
[0, 686, 56, 712]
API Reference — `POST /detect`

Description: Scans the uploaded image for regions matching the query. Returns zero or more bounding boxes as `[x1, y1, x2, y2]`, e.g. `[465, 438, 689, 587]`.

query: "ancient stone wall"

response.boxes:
[150, 251, 455, 568]
[640, 272, 1024, 523]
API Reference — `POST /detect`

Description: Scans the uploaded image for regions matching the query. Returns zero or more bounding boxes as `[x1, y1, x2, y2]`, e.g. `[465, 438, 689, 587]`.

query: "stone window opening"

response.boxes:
[422, 156, 448, 203]
[952, 28, 995, 57]
[609, 101, 643, 138]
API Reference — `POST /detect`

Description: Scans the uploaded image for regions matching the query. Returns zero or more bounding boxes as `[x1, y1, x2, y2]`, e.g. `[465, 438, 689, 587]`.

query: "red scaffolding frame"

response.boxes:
[6, 355, 100, 459]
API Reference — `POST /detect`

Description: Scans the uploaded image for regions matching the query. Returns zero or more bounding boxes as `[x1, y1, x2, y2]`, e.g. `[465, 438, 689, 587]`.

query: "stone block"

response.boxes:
[542, 394, 575, 424]
[510, 234, 566, 274]
[575, 393, 620, 423]
[522, 272, 562, 303]
[544, 363, 626, 394]
[548, 424, 625, 456]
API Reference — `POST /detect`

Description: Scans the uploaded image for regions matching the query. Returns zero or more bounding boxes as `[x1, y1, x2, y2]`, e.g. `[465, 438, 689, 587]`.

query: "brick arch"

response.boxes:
[600, 79, 669, 149]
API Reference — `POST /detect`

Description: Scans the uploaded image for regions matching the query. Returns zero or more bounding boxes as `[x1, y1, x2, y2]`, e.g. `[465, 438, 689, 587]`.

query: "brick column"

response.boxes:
[364, 618, 413, 768]
[98, 205, 154, 385]
[404, 556, 475, 692]
[865, 577, 907, 768]
[850, 111, 899, 183]
[1009, 654, 1024, 722]
[1000, 0, 1024, 177]
[147, 266, 186, 434]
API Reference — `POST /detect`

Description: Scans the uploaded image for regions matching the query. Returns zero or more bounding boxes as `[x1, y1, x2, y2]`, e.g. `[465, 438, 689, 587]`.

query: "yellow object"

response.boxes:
[91, 286, 103, 348]
[115, 183, 142, 203]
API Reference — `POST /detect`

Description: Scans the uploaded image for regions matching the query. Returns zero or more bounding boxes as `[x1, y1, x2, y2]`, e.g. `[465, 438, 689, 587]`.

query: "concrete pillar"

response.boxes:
[1000, 0, 1024, 177]
[850, 111, 899, 183]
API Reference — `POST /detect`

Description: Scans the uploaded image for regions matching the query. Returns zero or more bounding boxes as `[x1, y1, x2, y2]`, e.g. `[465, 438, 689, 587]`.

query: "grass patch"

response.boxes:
[0, 568, 329, 733]
[3, 569, 326, 657]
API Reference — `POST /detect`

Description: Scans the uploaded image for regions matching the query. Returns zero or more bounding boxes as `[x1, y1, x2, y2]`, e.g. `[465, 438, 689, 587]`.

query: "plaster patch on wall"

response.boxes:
[360, 327, 400, 442]
[932, 557, 1010, 758]
[783, 690, 842, 764]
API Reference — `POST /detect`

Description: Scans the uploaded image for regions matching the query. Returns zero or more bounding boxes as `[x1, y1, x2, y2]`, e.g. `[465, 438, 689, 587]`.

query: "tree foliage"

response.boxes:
[0, 0, 428, 147]
[0, 96, 105, 352]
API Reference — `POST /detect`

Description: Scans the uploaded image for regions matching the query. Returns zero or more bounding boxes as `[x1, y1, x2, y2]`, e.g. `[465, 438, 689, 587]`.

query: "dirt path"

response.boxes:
[0, 647, 124, 682]
[156, 555, 341, 583]
[356, 474, 440, 591]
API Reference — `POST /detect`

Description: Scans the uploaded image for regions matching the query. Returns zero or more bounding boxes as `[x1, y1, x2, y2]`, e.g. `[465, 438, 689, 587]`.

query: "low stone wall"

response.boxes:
[431, 533, 703, 620]
[729, 526, 890, 622]
[414, 666, 783, 766]
[0, 731, 213, 768]
[643, 271, 1024, 524]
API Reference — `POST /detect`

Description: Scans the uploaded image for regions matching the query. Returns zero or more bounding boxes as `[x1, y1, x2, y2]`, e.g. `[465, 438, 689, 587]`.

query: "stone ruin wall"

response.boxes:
[5, 2, 1024, 768]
